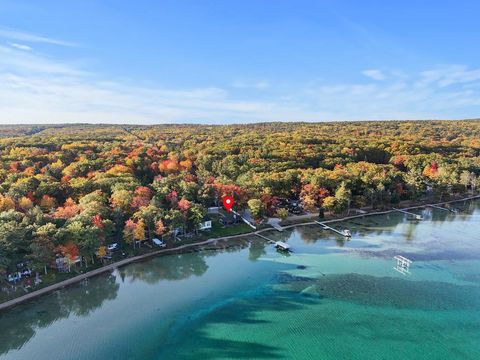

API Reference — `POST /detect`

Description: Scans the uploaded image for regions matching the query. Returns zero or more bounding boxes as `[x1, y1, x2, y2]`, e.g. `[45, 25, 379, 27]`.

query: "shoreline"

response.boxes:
[1, 194, 479, 312]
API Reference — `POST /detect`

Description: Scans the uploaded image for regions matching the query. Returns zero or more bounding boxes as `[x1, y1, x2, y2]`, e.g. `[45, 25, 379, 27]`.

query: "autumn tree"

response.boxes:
[19, 196, 34, 212]
[333, 183, 351, 214]
[155, 219, 166, 238]
[247, 199, 264, 223]
[275, 208, 289, 220]
[134, 219, 146, 245]
[134, 205, 160, 241]
[123, 219, 137, 248]
[29, 223, 57, 274]
[40, 195, 57, 212]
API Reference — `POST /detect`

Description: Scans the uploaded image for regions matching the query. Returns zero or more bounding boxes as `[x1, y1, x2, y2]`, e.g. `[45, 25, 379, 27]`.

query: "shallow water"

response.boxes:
[1, 200, 480, 359]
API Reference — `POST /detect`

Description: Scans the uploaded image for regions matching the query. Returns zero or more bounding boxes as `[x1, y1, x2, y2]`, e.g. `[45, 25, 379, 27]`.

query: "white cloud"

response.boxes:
[0, 46, 315, 124]
[0, 27, 76, 47]
[231, 80, 270, 89]
[0, 37, 479, 124]
[418, 65, 480, 88]
[0, 45, 85, 76]
[9, 43, 32, 51]
[362, 69, 386, 81]
[304, 68, 480, 120]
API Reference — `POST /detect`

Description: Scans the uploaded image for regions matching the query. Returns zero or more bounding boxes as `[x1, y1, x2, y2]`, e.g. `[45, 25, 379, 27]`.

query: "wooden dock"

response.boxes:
[393, 208, 423, 220]
[267, 218, 284, 232]
[255, 233, 275, 244]
[429, 204, 455, 213]
[231, 210, 257, 229]
[254, 233, 291, 252]
[314, 221, 351, 237]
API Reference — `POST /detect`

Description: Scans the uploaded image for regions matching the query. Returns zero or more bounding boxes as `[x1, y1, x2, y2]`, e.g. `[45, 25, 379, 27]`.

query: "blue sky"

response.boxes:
[0, 0, 479, 124]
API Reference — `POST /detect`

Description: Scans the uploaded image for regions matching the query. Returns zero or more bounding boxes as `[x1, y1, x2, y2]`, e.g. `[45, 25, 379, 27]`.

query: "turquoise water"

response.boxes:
[1, 200, 480, 359]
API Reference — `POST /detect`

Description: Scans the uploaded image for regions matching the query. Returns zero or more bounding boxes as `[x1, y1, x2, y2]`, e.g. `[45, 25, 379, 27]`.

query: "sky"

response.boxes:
[0, 0, 479, 124]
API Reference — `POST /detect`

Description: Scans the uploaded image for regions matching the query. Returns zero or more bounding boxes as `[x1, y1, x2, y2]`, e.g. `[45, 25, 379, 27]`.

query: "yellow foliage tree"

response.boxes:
[322, 196, 336, 213]
[19, 196, 34, 211]
[0, 195, 16, 212]
[275, 208, 289, 220]
[96, 246, 107, 259]
[134, 219, 146, 242]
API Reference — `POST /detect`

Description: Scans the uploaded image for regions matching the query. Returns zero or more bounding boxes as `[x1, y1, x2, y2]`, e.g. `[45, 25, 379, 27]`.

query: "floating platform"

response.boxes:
[393, 255, 412, 275]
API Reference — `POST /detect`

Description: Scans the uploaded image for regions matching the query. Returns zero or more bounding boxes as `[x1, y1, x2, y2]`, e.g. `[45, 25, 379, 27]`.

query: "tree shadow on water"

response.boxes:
[160, 292, 319, 359]
[0, 273, 119, 356]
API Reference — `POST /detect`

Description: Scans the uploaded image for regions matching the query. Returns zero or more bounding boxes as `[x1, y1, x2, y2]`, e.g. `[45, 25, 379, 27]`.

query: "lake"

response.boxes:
[1, 200, 480, 359]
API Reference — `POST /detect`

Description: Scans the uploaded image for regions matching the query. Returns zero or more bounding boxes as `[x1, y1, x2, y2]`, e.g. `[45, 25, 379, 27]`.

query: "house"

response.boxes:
[288, 200, 303, 214]
[207, 207, 220, 214]
[219, 212, 239, 226]
[55, 255, 81, 272]
[198, 215, 212, 231]
[172, 227, 185, 238]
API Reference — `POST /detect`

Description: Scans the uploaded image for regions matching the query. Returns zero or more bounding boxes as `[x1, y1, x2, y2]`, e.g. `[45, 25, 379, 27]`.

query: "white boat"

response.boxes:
[342, 229, 352, 237]
[152, 238, 166, 247]
[274, 241, 291, 252]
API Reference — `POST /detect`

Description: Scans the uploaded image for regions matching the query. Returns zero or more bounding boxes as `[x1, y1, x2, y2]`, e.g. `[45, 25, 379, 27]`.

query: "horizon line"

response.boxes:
[1, 118, 480, 127]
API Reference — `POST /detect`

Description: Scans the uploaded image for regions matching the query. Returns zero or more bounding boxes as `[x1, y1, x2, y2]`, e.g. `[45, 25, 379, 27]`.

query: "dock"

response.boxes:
[429, 204, 456, 213]
[254, 233, 291, 252]
[314, 221, 351, 237]
[255, 233, 275, 244]
[231, 210, 257, 229]
[267, 218, 284, 232]
[393, 208, 423, 220]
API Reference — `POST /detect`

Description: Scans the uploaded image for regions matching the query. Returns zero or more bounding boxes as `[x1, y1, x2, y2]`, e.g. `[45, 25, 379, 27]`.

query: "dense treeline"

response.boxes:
[0, 120, 479, 275]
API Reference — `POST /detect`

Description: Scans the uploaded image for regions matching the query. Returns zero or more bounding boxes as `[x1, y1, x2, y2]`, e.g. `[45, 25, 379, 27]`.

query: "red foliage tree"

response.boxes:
[52, 198, 80, 219]
[92, 214, 104, 228]
[178, 198, 191, 212]
[131, 186, 152, 209]
[165, 190, 178, 206]
[260, 194, 280, 216]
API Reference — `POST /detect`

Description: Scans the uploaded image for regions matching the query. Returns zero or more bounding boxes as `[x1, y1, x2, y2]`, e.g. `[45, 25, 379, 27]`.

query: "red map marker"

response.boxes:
[223, 196, 234, 212]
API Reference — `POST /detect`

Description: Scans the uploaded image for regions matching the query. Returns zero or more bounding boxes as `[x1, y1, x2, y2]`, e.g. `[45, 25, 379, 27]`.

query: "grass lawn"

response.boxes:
[203, 221, 253, 238]
[279, 215, 319, 226]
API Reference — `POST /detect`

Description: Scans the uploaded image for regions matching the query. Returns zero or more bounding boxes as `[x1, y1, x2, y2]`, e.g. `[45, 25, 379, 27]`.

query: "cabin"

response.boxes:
[274, 241, 291, 252]
[55, 255, 81, 272]
[198, 215, 212, 231]
[172, 227, 185, 237]
[207, 207, 220, 214]
[219, 212, 239, 226]
[288, 200, 303, 214]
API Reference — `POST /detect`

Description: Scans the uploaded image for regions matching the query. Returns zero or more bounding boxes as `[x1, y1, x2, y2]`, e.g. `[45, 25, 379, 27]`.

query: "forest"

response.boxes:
[0, 120, 479, 278]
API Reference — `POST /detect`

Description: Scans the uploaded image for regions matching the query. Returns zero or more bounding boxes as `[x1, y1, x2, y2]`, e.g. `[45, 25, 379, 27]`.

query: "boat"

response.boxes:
[274, 241, 291, 252]
[342, 229, 352, 237]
